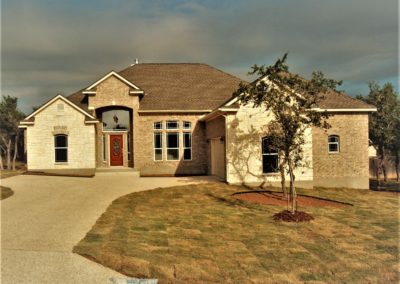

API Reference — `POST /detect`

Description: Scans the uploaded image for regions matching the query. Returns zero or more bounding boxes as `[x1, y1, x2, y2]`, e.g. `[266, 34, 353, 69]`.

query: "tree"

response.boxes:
[358, 82, 399, 183]
[234, 54, 342, 213]
[393, 119, 400, 181]
[0, 95, 25, 170]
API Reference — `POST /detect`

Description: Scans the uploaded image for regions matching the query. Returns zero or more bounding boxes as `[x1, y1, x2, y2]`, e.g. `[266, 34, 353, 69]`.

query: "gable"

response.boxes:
[222, 75, 376, 112]
[20, 95, 97, 127]
[85, 71, 142, 91]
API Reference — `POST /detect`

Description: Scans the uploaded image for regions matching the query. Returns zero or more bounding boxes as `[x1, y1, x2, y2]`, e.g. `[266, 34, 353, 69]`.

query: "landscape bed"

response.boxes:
[74, 183, 399, 283]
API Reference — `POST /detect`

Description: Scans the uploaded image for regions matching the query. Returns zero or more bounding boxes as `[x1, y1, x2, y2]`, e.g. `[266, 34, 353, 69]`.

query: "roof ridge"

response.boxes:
[118, 62, 248, 85]
[201, 63, 249, 84]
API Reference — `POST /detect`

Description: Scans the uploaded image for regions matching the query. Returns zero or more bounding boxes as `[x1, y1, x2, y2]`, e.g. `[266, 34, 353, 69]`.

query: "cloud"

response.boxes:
[2, 0, 398, 113]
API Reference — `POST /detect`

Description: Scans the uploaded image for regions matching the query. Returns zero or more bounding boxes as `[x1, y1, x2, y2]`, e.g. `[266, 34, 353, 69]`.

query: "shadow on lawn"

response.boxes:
[204, 192, 242, 206]
[1, 186, 14, 200]
[370, 179, 400, 193]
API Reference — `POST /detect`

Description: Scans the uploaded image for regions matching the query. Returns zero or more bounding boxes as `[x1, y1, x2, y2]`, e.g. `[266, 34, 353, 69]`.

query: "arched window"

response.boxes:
[54, 134, 68, 162]
[262, 137, 279, 173]
[328, 135, 340, 153]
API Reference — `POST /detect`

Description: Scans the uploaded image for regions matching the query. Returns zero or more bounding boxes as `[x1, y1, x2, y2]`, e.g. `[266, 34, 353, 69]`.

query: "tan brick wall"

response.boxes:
[89, 76, 138, 110]
[225, 104, 313, 186]
[26, 99, 96, 170]
[206, 116, 225, 139]
[205, 116, 226, 175]
[312, 113, 369, 189]
[135, 114, 207, 175]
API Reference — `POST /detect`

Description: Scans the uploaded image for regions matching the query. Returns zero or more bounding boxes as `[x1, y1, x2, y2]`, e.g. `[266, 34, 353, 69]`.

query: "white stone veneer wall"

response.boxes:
[225, 104, 313, 186]
[26, 99, 96, 170]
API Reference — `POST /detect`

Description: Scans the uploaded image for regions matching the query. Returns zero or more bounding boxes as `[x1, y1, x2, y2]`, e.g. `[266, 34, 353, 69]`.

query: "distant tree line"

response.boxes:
[357, 83, 400, 182]
[0, 95, 25, 170]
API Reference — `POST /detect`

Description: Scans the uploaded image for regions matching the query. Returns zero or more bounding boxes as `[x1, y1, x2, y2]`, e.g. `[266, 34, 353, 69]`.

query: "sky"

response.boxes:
[2, 0, 399, 114]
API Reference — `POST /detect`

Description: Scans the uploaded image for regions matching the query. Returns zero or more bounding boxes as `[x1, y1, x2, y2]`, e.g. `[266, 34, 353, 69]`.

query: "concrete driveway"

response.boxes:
[1, 173, 218, 283]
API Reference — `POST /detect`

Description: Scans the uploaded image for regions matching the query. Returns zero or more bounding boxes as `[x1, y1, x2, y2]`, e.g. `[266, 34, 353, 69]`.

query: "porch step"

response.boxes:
[95, 167, 140, 177]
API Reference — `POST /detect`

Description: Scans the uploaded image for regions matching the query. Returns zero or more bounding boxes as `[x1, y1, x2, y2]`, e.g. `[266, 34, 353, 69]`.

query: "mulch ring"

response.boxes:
[233, 191, 352, 208]
[273, 210, 314, 222]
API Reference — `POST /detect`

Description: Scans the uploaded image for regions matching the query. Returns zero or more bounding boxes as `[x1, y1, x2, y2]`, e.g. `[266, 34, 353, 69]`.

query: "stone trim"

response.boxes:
[52, 126, 69, 135]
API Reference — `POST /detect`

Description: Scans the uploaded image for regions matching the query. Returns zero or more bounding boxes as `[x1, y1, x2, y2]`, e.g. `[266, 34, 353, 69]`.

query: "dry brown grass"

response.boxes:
[0, 161, 26, 179]
[74, 183, 399, 283]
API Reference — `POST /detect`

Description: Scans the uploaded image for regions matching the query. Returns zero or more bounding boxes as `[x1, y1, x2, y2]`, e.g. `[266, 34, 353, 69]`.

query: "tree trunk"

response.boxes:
[6, 139, 11, 170]
[288, 159, 296, 214]
[279, 159, 287, 199]
[382, 153, 387, 182]
[0, 150, 3, 170]
[375, 157, 380, 185]
[376, 147, 384, 186]
[395, 152, 399, 182]
[12, 134, 18, 171]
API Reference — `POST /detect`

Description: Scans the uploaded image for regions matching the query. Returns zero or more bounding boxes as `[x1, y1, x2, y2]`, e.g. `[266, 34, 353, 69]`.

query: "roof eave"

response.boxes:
[138, 109, 212, 114]
[200, 107, 239, 122]
[24, 94, 96, 121]
[312, 107, 377, 112]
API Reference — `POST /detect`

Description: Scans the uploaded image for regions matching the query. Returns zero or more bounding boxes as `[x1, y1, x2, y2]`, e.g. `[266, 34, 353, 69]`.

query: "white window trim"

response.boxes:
[328, 135, 340, 153]
[166, 120, 180, 130]
[261, 137, 279, 174]
[153, 121, 163, 130]
[183, 121, 192, 130]
[183, 132, 192, 161]
[166, 132, 180, 161]
[54, 135, 68, 163]
[153, 132, 163, 161]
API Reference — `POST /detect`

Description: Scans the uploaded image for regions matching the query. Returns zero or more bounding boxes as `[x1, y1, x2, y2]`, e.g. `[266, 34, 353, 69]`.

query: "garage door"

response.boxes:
[211, 138, 226, 179]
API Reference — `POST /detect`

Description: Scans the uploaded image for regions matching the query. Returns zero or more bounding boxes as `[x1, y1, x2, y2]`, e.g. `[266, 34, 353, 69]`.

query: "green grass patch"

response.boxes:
[74, 183, 399, 283]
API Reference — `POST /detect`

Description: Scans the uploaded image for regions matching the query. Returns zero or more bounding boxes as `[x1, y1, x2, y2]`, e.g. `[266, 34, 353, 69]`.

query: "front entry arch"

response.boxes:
[110, 135, 123, 166]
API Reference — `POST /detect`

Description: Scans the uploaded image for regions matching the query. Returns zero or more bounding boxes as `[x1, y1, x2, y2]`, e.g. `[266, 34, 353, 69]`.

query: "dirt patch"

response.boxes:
[233, 191, 350, 208]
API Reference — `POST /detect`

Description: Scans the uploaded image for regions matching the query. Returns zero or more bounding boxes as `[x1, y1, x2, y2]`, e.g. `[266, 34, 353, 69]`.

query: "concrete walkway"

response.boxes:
[1, 174, 218, 283]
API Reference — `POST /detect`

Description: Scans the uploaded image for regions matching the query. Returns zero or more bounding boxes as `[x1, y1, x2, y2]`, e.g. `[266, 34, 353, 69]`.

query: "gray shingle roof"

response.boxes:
[66, 63, 375, 113]
[316, 90, 374, 109]
[118, 63, 245, 110]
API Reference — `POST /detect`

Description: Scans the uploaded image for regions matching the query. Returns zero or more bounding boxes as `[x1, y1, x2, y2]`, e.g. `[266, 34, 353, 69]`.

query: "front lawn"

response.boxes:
[0, 161, 26, 179]
[73, 183, 399, 283]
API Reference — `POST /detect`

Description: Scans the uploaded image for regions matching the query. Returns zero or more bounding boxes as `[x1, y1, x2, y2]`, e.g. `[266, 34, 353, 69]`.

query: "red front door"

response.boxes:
[110, 135, 123, 166]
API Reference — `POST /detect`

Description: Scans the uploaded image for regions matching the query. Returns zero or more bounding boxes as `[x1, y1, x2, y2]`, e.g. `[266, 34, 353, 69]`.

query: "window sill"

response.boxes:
[55, 162, 68, 165]
[262, 172, 280, 176]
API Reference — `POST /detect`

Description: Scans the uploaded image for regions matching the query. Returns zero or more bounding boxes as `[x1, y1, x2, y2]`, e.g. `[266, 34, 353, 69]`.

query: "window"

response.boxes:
[102, 109, 130, 131]
[183, 132, 192, 160]
[154, 121, 163, 130]
[183, 121, 192, 130]
[166, 133, 179, 160]
[102, 134, 106, 161]
[54, 135, 68, 162]
[262, 137, 279, 173]
[328, 135, 340, 153]
[154, 132, 163, 161]
[166, 121, 179, 130]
